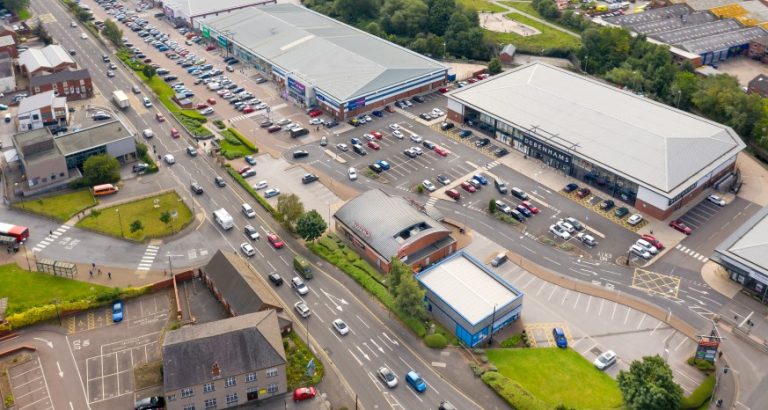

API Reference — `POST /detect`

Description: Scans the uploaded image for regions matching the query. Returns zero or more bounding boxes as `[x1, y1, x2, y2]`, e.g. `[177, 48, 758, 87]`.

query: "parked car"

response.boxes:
[552, 327, 567, 348]
[627, 214, 643, 226]
[630, 244, 652, 260]
[445, 189, 461, 200]
[669, 219, 692, 235]
[564, 183, 579, 193]
[301, 173, 319, 184]
[641, 234, 664, 250]
[614, 207, 629, 218]
[707, 194, 726, 207]
[112, 300, 124, 322]
[600, 199, 615, 211]
[549, 224, 571, 240]
[422, 180, 436, 192]
[576, 187, 591, 199]
[436, 175, 451, 185]
[521, 201, 539, 214]
[576, 233, 597, 247]
[293, 387, 316, 402]
[635, 239, 658, 255]
[594, 350, 617, 370]
[264, 188, 281, 199]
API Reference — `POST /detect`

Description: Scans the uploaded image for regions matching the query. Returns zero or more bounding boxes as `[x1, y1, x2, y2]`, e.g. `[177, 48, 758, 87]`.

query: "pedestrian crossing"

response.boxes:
[137, 245, 159, 271]
[425, 197, 438, 207]
[32, 225, 71, 253]
[674, 244, 709, 263]
[228, 110, 265, 123]
[486, 161, 500, 170]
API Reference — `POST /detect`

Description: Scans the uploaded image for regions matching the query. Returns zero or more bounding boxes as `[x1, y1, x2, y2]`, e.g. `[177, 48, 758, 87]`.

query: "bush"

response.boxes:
[424, 333, 448, 349]
[481, 371, 551, 410]
[470, 363, 485, 377]
[687, 357, 715, 372]
[494, 212, 519, 225]
[501, 334, 522, 348]
[227, 127, 257, 152]
[680, 375, 715, 409]
[213, 120, 226, 129]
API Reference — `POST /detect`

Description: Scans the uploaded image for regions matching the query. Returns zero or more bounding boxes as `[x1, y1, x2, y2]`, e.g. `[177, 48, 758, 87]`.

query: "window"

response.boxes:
[204, 398, 216, 409]
[167, 394, 176, 402]
[267, 383, 279, 394]
[183, 405, 195, 410]
[225, 393, 238, 405]
[34, 86, 40, 93]
[181, 387, 193, 398]
[266, 368, 278, 378]
[80, 79, 85, 85]
[224, 376, 236, 387]
[245, 372, 256, 383]
[203, 382, 214, 393]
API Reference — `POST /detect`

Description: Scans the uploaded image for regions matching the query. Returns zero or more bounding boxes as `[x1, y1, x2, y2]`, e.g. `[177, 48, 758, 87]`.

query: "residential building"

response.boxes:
[333, 189, 457, 273]
[445, 62, 745, 220]
[162, 311, 288, 409]
[29, 69, 93, 101]
[0, 35, 16, 58]
[747, 73, 768, 97]
[18, 45, 76, 77]
[17, 91, 68, 131]
[416, 252, 524, 347]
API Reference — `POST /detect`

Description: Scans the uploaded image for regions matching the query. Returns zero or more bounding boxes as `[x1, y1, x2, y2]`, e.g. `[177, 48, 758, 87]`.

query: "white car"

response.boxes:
[142, 129, 154, 138]
[627, 214, 643, 226]
[392, 130, 404, 139]
[240, 242, 255, 257]
[80, 32, 88, 39]
[594, 350, 617, 370]
[422, 180, 436, 192]
[364, 133, 375, 142]
[432, 108, 444, 116]
[336, 143, 349, 152]
[332, 318, 349, 335]
[388, 123, 400, 131]
[411, 146, 423, 155]
[142, 97, 152, 108]
[630, 244, 652, 260]
[707, 194, 726, 207]
[576, 233, 597, 247]
[549, 224, 571, 240]
[291, 276, 309, 295]
[635, 239, 658, 255]
[410, 134, 423, 143]
[556, 220, 575, 234]
[309, 118, 323, 125]
[70, 21, 77, 27]
[348, 167, 358, 181]
[377, 366, 398, 388]
[163, 154, 175, 164]
[253, 180, 268, 190]
[495, 200, 512, 215]
[294, 301, 311, 318]
[199, 107, 214, 115]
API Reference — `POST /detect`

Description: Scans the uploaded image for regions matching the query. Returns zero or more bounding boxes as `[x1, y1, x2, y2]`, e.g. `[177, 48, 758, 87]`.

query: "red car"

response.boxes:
[521, 201, 539, 214]
[143, 58, 152, 64]
[309, 109, 323, 118]
[641, 234, 665, 250]
[461, 181, 476, 193]
[371, 131, 383, 140]
[384, 105, 395, 113]
[185, 32, 196, 39]
[238, 166, 252, 175]
[367, 141, 380, 150]
[467, 78, 478, 84]
[171, 128, 180, 138]
[669, 219, 692, 235]
[243, 106, 255, 114]
[446, 189, 461, 200]
[206, 44, 216, 51]
[434, 146, 449, 157]
[576, 188, 591, 199]
[206, 98, 217, 105]
[267, 233, 284, 249]
[438, 87, 449, 93]
[156, 112, 165, 122]
[293, 387, 316, 402]
[195, 103, 208, 110]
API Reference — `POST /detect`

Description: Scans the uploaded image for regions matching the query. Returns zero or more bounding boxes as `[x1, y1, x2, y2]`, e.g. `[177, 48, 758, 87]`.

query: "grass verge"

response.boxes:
[13, 190, 96, 221]
[487, 13, 581, 54]
[18, 9, 31, 20]
[219, 127, 257, 159]
[457, 0, 507, 12]
[75, 191, 193, 241]
[486, 348, 623, 409]
[285, 331, 324, 390]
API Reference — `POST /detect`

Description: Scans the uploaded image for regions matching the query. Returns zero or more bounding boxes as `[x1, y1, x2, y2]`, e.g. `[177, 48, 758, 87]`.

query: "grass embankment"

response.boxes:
[457, 0, 508, 12]
[76, 192, 193, 241]
[219, 128, 257, 159]
[488, 12, 581, 54]
[486, 348, 623, 409]
[13, 190, 96, 221]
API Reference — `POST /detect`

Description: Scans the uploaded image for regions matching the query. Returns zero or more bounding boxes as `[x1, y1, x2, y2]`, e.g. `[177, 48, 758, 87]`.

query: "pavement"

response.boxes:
[735, 152, 768, 207]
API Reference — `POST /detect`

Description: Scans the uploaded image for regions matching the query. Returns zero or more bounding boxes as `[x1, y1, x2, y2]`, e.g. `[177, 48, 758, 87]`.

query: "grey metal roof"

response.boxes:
[651, 19, 740, 44]
[740, 1, 768, 23]
[0, 35, 13, 47]
[163, 310, 286, 391]
[18, 45, 74, 73]
[416, 252, 522, 326]
[686, 0, 739, 11]
[680, 26, 768, 54]
[604, 3, 693, 26]
[202, 250, 282, 315]
[199, 4, 446, 101]
[447, 62, 745, 197]
[164, 0, 264, 17]
[18, 90, 58, 113]
[55, 120, 132, 155]
[714, 205, 768, 280]
[334, 189, 450, 260]
[30, 68, 91, 87]
[612, 11, 716, 35]
[749, 73, 768, 94]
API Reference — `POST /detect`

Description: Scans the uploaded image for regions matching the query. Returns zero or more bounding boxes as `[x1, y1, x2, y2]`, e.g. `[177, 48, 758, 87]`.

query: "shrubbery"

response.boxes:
[481, 371, 552, 410]
[424, 333, 447, 349]
[687, 357, 715, 372]
[213, 120, 226, 130]
[501, 334, 522, 348]
[680, 375, 715, 409]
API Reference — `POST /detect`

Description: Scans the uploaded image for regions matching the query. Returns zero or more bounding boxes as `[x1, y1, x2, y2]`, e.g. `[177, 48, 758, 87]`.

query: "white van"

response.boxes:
[241, 203, 256, 218]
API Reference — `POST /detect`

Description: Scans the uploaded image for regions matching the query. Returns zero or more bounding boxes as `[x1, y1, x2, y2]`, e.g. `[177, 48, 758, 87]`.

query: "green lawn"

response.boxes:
[457, 0, 507, 12]
[17, 9, 31, 20]
[487, 348, 623, 409]
[487, 13, 581, 52]
[285, 331, 323, 389]
[501, 1, 538, 16]
[219, 129, 256, 159]
[76, 192, 193, 241]
[13, 190, 97, 221]
[0, 264, 112, 314]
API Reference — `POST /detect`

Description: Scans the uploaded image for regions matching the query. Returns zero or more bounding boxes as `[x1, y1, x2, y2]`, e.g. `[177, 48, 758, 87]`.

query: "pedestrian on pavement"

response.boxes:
[49, 230, 53, 236]
[89, 270, 93, 278]
[98, 268, 102, 275]
[108, 272, 112, 280]
[92, 262, 96, 269]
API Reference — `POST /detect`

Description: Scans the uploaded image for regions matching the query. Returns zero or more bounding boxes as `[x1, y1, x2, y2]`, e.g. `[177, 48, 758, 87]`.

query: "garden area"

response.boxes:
[76, 191, 193, 241]
[457, 0, 507, 12]
[13, 190, 96, 221]
[285, 332, 324, 390]
[217, 126, 257, 160]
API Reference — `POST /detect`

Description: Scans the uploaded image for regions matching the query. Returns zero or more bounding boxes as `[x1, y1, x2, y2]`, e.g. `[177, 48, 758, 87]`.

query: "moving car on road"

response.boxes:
[377, 367, 398, 388]
[332, 319, 349, 335]
[290, 277, 309, 295]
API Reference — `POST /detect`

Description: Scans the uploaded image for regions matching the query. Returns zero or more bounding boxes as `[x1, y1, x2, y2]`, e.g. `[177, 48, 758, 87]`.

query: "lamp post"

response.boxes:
[168, 255, 174, 276]
[676, 89, 682, 108]
[115, 208, 124, 238]
[488, 304, 497, 346]
[52, 297, 61, 326]
[442, 42, 447, 58]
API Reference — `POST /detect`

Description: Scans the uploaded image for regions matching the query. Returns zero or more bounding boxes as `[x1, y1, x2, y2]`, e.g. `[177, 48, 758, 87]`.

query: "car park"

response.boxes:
[557, 220, 575, 234]
[521, 201, 539, 214]
[336, 143, 349, 152]
[494, 200, 512, 215]
[564, 217, 583, 231]
[332, 319, 350, 335]
[367, 141, 380, 150]
[594, 350, 617, 370]
[516, 205, 532, 217]
[375, 160, 390, 170]
[392, 130, 404, 139]
[576, 187, 591, 199]
[491, 252, 508, 267]
[267, 233, 284, 248]
[410, 134, 423, 143]
[576, 233, 597, 247]
[434, 146, 449, 156]
[511, 187, 528, 200]
[600, 199, 615, 211]
[244, 155, 257, 165]
[369, 163, 382, 173]
[552, 328, 567, 348]
[377, 367, 398, 388]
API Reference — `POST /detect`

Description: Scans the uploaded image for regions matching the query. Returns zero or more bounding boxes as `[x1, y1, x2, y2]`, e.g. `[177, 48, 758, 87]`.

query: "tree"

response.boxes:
[129, 220, 144, 233]
[487, 57, 502, 75]
[617, 355, 682, 410]
[159, 211, 172, 231]
[578, 27, 632, 74]
[277, 193, 304, 229]
[296, 210, 326, 242]
[426, 0, 455, 36]
[142, 65, 156, 80]
[4, 0, 30, 14]
[388, 257, 410, 299]
[395, 272, 426, 321]
[488, 199, 497, 213]
[82, 154, 120, 185]
[380, 0, 428, 37]
[102, 19, 123, 48]
[33, 24, 53, 45]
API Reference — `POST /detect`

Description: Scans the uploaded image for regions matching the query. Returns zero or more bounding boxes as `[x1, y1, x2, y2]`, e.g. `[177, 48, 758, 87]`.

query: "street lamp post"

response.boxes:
[442, 42, 447, 58]
[488, 304, 497, 346]
[115, 208, 124, 238]
[676, 89, 682, 108]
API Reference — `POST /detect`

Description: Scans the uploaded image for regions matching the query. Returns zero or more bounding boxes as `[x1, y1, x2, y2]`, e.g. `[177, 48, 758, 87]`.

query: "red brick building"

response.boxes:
[0, 35, 17, 58]
[29, 69, 92, 101]
[333, 189, 457, 273]
[18, 45, 76, 78]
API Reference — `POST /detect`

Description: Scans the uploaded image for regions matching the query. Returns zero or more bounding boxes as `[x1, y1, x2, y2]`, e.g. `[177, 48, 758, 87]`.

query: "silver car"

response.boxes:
[377, 366, 398, 388]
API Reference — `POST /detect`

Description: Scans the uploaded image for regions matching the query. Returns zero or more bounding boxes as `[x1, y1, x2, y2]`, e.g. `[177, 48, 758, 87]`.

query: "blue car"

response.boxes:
[405, 371, 426, 393]
[183, 90, 195, 98]
[552, 327, 567, 348]
[350, 137, 361, 146]
[472, 174, 488, 185]
[112, 300, 124, 323]
[158, 46, 169, 52]
[186, 66, 199, 73]
[376, 160, 390, 171]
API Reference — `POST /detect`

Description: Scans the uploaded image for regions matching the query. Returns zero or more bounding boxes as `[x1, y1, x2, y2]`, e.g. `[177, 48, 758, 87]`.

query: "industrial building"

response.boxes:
[161, 0, 276, 28]
[416, 252, 524, 347]
[198, 3, 447, 119]
[333, 189, 457, 273]
[445, 62, 745, 220]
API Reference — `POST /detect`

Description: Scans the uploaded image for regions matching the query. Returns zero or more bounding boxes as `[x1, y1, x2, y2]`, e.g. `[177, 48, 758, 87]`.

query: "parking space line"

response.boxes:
[585, 296, 592, 313]
[573, 293, 581, 310]
[624, 306, 631, 325]
[611, 301, 618, 320]
[636, 314, 647, 330]
[561, 289, 570, 305]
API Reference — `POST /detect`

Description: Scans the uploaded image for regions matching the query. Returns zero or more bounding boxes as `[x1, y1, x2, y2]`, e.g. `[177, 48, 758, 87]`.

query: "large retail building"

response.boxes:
[198, 3, 448, 119]
[445, 62, 745, 219]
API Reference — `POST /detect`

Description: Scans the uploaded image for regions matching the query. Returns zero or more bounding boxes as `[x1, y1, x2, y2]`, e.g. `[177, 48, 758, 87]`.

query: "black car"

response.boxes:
[564, 183, 579, 193]
[476, 138, 490, 147]
[403, 149, 418, 158]
[132, 163, 149, 173]
[190, 182, 204, 195]
[420, 113, 432, 120]
[325, 119, 339, 128]
[214, 176, 226, 187]
[600, 199, 615, 211]
[260, 120, 273, 128]
[301, 173, 319, 184]
[369, 163, 383, 173]
[268, 272, 284, 286]
[162, 75, 178, 82]
[49, 125, 68, 134]
[458, 129, 472, 138]
[423, 140, 436, 150]
[372, 110, 383, 117]
[440, 121, 455, 131]
[292, 150, 309, 159]
[135, 396, 165, 410]
[494, 148, 509, 157]
[510, 209, 525, 222]
[412, 95, 425, 103]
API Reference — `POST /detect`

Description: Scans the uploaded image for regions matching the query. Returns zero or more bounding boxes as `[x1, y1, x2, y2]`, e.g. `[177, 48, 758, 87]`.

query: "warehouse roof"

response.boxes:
[447, 62, 745, 197]
[18, 45, 74, 73]
[604, 3, 693, 26]
[686, 0, 738, 11]
[56, 120, 132, 155]
[199, 3, 446, 101]
[714, 205, 768, 281]
[164, 0, 264, 17]
[334, 189, 450, 260]
[417, 252, 522, 326]
[624, 12, 717, 36]
[679, 26, 768, 54]
[652, 19, 742, 44]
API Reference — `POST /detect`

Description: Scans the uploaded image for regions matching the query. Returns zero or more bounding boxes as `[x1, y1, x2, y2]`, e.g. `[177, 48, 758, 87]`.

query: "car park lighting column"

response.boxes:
[116, 208, 124, 238]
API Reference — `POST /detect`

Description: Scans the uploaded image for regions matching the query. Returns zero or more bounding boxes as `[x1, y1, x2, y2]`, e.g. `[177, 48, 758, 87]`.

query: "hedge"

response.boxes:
[136, 142, 159, 174]
[225, 166, 280, 219]
[424, 333, 447, 349]
[680, 375, 715, 409]
[227, 127, 258, 152]
[213, 120, 226, 130]
[481, 371, 552, 410]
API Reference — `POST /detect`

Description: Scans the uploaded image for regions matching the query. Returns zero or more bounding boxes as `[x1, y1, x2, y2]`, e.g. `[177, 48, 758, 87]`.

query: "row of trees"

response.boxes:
[2, 0, 29, 15]
[276, 193, 328, 242]
[303, 0, 492, 60]
[579, 26, 767, 151]
[530, 0, 591, 32]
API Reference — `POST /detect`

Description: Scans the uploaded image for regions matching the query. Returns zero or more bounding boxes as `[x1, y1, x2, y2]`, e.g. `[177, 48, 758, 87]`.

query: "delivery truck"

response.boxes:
[213, 208, 234, 230]
[112, 90, 130, 109]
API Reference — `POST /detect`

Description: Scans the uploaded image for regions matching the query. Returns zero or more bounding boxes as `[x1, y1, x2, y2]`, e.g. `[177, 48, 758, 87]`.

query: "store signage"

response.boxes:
[347, 97, 366, 111]
[288, 77, 306, 96]
[352, 221, 371, 239]
[217, 35, 228, 47]
[695, 340, 719, 363]
[202, 27, 210, 38]
[522, 135, 571, 164]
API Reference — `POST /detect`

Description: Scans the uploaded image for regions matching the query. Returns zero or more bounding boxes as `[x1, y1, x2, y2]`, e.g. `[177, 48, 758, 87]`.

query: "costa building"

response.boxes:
[198, 3, 447, 120]
[445, 62, 745, 220]
[333, 189, 457, 273]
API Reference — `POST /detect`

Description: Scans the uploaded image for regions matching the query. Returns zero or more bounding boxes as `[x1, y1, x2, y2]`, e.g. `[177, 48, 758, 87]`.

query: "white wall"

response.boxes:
[17, 108, 43, 132]
[0, 74, 14, 93]
[636, 185, 670, 210]
[446, 98, 463, 116]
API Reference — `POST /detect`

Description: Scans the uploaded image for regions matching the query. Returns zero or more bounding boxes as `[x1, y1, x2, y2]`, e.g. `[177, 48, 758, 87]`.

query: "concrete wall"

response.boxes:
[25, 155, 68, 188]
[106, 137, 138, 163]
